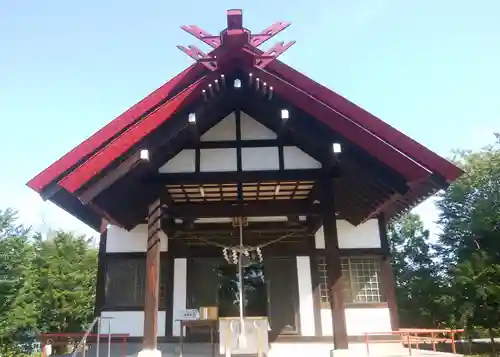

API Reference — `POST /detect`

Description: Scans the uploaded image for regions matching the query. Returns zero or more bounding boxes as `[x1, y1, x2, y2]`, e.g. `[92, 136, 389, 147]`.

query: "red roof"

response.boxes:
[26, 9, 463, 228]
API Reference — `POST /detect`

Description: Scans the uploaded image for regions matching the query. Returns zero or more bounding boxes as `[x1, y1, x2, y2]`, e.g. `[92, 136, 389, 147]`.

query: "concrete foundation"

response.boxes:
[73, 342, 463, 357]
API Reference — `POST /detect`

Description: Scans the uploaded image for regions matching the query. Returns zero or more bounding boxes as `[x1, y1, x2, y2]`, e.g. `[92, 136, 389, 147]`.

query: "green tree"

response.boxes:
[0, 208, 37, 355]
[31, 230, 98, 333]
[436, 134, 500, 345]
[388, 213, 450, 327]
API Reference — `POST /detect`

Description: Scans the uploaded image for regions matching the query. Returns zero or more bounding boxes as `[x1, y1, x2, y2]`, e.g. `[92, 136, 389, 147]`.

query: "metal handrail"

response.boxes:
[71, 316, 113, 357]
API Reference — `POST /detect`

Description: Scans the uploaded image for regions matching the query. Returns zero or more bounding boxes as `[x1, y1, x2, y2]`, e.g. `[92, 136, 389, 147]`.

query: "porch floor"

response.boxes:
[76, 342, 464, 357]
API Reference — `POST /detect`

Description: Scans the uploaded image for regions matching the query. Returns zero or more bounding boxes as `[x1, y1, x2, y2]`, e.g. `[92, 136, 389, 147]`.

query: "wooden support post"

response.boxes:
[378, 216, 400, 331]
[319, 175, 348, 349]
[141, 199, 163, 357]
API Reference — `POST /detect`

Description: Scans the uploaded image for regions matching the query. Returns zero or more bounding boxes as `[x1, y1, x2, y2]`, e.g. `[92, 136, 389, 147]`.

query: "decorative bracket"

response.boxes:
[250, 22, 292, 47]
[255, 40, 296, 69]
[177, 9, 295, 71]
[180, 25, 221, 48]
[176, 45, 217, 71]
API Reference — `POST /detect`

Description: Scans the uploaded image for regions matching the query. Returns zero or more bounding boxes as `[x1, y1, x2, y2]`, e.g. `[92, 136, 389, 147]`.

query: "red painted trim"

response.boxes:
[267, 60, 463, 182]
[59, 73, 213, 193]
[254, 67, 430, 182]
[28, 48, 462, 196]
[27, 63, 204, 193]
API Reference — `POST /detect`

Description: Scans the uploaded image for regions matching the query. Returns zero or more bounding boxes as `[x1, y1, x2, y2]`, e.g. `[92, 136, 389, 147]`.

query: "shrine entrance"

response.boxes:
[184, 219, 301, 341]
[26, 8, 463, 356]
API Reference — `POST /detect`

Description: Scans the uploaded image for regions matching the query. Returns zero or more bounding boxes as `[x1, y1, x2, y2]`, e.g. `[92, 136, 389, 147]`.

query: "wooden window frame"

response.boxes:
[103, 254, 167, 311]
[317, 255, 388, 309]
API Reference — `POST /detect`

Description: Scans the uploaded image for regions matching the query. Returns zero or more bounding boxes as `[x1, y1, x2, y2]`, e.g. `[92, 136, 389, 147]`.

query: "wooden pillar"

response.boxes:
[319, 176, 348, 349]
[378, 216, 400, 330]
[93, 220, 108, 319]
[143, 199, 162, 351]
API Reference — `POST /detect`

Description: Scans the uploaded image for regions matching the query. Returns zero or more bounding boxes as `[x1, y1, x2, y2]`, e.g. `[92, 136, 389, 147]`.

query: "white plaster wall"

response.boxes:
[315, 226, 326, 249]
[320, 307, 392, 336]
[106, 224, 168, 253]
[172, 258, 187, 337]
[296, 256, 315, 336]
[200, 112, 237, 141]
[242, 147, 279, 171]
[200, 148, 237, 172]
[283, 146, 321, 170]
[337, 219, 381, 249]
[345, 307, 392, 335]
[240, 112, 277, 140]
[99, 311, 166, 337]
[321, 308, 334, 336]
[314, 219, 381, 249]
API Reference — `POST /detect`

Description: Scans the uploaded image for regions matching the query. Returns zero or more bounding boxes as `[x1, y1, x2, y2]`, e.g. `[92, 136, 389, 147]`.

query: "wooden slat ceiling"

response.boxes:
[166, 180, 314, 204]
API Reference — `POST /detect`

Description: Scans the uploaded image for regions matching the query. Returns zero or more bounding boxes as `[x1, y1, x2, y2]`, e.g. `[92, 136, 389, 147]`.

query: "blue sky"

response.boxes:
[1, 0, 499, 238]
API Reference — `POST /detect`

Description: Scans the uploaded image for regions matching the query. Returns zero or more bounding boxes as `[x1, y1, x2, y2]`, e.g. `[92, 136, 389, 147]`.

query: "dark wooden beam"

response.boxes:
[186, 139, 280, 149]
[78, 153, 144, 204]
[319, 175, 348, 349]
[76, 88, 237, 207]
[378, 215, 399, 331]
[240, 94, 331, 166]
[235, 109, 244, 206]
[75, 113, 190, 205]
[161, 215, 178, 239]
[170, 240, 310, 257]
[176, 221, 311, 234]
[145, 169, 326, 185]
[242, 87, 410, 196]
[149, 94, 237, 171]
[169, 201, 321, 218]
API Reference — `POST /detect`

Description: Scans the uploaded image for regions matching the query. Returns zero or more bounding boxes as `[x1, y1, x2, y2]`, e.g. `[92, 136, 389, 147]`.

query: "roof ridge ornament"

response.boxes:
[177, 9, 295, 71]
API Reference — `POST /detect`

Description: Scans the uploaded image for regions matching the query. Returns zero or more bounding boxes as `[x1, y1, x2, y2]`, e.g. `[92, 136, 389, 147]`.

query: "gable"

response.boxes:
[157, 109, 320, 173]
[200, 112, 236, 141]
[200, 111, 278, 142]
[240, 111, 277, 140]
[158, 146, 320, 174]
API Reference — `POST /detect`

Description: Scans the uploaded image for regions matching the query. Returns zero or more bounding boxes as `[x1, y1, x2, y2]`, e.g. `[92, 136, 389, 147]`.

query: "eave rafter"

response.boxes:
[26, 64, 204, 194]
[77, 77, 235, 205]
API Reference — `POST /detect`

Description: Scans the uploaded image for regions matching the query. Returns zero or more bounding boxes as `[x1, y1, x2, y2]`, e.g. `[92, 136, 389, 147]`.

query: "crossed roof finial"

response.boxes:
[177, 9, 295, 71]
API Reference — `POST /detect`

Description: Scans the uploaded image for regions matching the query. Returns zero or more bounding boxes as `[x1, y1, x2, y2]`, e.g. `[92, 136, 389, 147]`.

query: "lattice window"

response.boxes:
[317, 257, 330, 304]
[317, 256, 385, 305]
[105, 257, 166, 308]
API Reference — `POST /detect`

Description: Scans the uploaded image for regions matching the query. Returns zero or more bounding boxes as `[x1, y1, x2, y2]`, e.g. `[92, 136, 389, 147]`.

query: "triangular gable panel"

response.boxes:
[200, 112, 237, 142]
[283, 146, 321, 170]
[158, 149, 195, 173]
[240, 111, 277, 140]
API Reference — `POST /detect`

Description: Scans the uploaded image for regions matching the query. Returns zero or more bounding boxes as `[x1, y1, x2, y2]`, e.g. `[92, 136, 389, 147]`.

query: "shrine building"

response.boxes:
[27, 9, 463, 357]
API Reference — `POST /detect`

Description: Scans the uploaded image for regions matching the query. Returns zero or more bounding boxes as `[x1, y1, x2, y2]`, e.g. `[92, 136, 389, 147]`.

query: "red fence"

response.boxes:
[363, 328, 464, 356]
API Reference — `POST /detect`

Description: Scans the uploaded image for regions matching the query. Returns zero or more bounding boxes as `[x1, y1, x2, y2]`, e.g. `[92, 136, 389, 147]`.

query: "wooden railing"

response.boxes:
[40, 332, 129, 357]
[363, 328, 464, 356]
